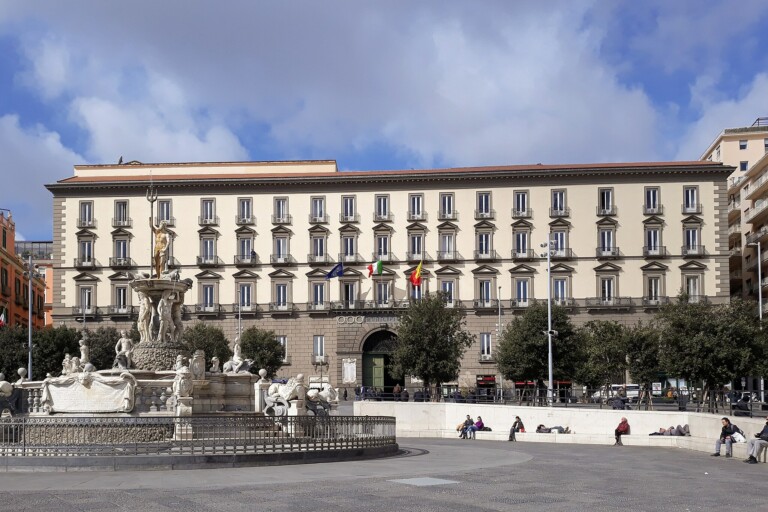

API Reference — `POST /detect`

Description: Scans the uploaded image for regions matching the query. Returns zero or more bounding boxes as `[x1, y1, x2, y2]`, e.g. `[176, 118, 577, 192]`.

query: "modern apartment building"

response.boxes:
[0, 212, 47, 329]
[46, 159, 731, 390]
[701, 117, 768, 300]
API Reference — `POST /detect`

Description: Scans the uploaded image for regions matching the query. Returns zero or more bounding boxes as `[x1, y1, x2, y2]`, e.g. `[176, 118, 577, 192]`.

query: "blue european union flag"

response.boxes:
[326, 262, 344, 279]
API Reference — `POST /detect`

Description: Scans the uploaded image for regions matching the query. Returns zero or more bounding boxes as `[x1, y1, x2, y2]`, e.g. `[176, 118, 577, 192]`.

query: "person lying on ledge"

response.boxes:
[649, 424, 690, 436]
[536, 424, 570, 434]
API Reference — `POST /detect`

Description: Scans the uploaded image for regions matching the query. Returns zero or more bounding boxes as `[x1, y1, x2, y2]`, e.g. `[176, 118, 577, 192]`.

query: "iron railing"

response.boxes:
[0, 415, 396, 457]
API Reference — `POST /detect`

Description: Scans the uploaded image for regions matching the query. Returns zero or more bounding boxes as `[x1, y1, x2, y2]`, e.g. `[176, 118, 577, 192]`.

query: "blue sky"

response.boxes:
[1, 1, 768, 241]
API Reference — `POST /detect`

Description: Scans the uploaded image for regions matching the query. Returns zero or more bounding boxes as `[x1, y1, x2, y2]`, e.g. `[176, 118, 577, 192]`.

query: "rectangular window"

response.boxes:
[79, 202, 93, 224]
[274, 198, 288, 221]
[480, 333, 492, 357]
[515, 231, 528, 256]
[647, 277, 660, 301]
[343, 282, 356, 306]
[683, 187, 698, 211]
[274, 237, 288, 258]
[115, 286, 128, 309]
[646, 228, 660, 253]
[685, 276, 700, 298]
[551, 190, 566, 213]
[239, 283, 252, 307]
[409, 234, 423, 257]
[514, 192, 528, 215]
[684, 228, 699, 249]
[239, 237, 253, 260]
[158, 200, 172, 223]
[477, 192, 491, 216]
[479, 279, 492, 304]
[201, 238, 215, 260]
[441, 280, 454, 305]
[342, 236, 356, 258]
[79, 240, 93, 262]
[440, 233, 455, 253]
[515, 279, 529, 306]
[409, 194, 424, 219]
[275, 283, 288, 307]
[645, 187, 659, 212]
[312, 237, 325, 257]
[114, 239, 128, 260]
[477, 232, 491, 255]
[598, 188, 613, 213]
[202, 285, 215, 308]
[740, 161, 748, 172]
[600, 278, 614, 301]
[310, 197, 325, 221]
[80, 286, 93, 312]
[739, 140, 747, 150]
[313, 335, 325, 357]
[238, 198, 252, 222]
[551, 231, 566, 254]
[412, 284, 422, 301]
[276, 335, 287, 361]
[376, 281, 390, 305]
[341, 196, 356, 221]
[599, 229, 614, 251]
[440, 193, 454, 217]
[114, 201, 129, 224]
[553, 278, 567, 300]
[201, 199, 215, 222]
[375, 235, 389, 257]
[312, 282, 325, 306]
[375, 195, 389, 219]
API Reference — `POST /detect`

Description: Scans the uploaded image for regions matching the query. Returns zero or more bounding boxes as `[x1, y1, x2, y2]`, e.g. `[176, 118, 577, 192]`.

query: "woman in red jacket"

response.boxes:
[615, 417, 630, 446]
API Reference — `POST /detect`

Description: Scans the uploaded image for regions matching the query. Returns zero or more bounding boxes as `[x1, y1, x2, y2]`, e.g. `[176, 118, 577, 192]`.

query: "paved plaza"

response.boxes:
[0, 438, 764, 512]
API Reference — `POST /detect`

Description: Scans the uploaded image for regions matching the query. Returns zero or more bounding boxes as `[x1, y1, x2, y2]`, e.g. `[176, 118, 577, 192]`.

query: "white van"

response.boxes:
[591, 384, 640, 403]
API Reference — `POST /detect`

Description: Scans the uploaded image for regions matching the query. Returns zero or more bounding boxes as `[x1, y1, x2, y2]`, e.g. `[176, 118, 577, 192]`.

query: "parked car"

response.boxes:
[591, 384, 640, 403]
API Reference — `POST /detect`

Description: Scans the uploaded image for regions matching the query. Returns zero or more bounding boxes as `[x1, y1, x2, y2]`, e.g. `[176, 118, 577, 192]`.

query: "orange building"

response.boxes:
[0, 211, 46, 329]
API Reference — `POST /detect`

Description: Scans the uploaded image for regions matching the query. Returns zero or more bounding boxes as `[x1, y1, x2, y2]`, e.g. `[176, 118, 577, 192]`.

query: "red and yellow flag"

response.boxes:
[409, 261, 423, 286]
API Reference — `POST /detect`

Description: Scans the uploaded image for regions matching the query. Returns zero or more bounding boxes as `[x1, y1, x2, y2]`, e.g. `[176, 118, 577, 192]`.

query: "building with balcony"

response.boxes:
[0, 212, 46, 329]
[46, 159, 731, 390]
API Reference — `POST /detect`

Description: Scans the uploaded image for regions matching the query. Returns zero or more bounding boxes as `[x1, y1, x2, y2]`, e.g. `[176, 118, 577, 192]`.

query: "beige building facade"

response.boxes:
[47, 159, 732, 392]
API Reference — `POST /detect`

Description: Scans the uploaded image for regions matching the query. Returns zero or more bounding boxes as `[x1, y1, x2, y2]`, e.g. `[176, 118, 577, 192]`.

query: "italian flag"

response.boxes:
[409, 261, 423, 286]
[367, 259, 383, 277]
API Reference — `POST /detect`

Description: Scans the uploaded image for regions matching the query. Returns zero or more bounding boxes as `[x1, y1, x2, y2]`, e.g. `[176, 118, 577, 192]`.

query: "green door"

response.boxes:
[363, 354, 386, 388]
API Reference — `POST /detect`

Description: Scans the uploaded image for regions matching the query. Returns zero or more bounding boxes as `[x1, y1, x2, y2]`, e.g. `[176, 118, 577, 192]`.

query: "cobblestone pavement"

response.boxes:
[0, 438, 764, 512]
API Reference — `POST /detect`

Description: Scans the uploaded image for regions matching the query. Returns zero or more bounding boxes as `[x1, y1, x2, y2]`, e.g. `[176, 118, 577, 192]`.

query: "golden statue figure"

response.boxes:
[150, 218, 170, 278]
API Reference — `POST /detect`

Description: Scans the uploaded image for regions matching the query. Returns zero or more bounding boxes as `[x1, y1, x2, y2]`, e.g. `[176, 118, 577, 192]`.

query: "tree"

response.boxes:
[32, 325, 80, 377]
[183, 322, 232, 365]
[0, 325, 28, 379]
[625, 321, 662, 408]
[240, 327, 285, 378]
[496, 302, 580, 385]
[657, 297, 765, 389]
[574, 320, 628, 390]
[389, 293, 475, 400]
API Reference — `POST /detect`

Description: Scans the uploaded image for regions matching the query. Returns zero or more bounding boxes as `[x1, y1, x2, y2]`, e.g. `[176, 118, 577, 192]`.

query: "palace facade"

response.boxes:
[46, 159, 732, 391]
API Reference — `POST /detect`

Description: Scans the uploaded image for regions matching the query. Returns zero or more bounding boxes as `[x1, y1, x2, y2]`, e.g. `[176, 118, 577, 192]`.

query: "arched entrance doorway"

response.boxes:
[362, 329, 398, 390]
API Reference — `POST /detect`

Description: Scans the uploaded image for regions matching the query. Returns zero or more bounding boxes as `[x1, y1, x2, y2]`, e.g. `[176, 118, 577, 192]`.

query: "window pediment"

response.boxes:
[548, 218, 572, 228]
[110, 228, 133, 238]
[640, 262, 669, 272]
[372, 223, 394, 233]
[550, 263, 574, 273]
[596, 217, 618, 227]
[195, 270, 223, 280]
[308, 224, 330, 235]
[268, 269, 296, 279]
[473, 220, 496, 230]
[679, 261, 707, 271]
[509, 264, 536, 274]
[406, 222, 427, 232]
[341, 267, 363, 277]
[471, 265, 499, 275]
[642, 215, 665, 226]
[511, 219, 533, 229]
[75, 228, 97, 238]
[235, 226, 256, 235]
[436, 221, 459, 231]
[681, 215, 703, 225]
[270, 225, 293, 235]
[107, 272, 132, 281]
[197, 226, 220, 237]
[435, 266, 462, 276]
[305, 268, 329, 278]
[404, 266, 431, 277]
[339, 223, 360, 234]
[73, 272, 100, 282]
[594, 262, 621, 273]
[233, 269, 260, 279]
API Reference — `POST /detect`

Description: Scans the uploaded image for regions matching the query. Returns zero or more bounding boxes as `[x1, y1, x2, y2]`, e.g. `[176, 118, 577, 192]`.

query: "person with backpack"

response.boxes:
[712, 417, 741, 458]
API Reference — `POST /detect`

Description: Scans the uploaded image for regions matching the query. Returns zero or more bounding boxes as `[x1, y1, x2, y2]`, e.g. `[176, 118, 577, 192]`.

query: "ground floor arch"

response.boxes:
[361, 329, 398, 390]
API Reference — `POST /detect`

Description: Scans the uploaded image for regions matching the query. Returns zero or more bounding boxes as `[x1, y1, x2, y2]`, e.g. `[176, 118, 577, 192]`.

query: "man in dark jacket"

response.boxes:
[712, 417, 739, 458]
[745, 417, 768, 464]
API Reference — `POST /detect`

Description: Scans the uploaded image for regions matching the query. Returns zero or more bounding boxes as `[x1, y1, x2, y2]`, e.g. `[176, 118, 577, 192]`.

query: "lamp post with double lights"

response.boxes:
[540, 235, 556, 407]
[497, 285, 503, 401]
[24, 255, 43, 380]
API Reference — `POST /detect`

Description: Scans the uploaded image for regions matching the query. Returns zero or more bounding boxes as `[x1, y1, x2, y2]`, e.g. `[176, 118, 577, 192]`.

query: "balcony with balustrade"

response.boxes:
[474, 209, 495, 220]
[196, 255, 224, 267]
[307, 253, 333, 265]
[338, 253, 362, 264]
[473, 250, 499, 262]
[549, 207, 570, 218]
[436, 250, 460, 262]
[596, 206, 617, 216]
[339, 213, 360, 223]
[595, 247, 621, 259]
[642, 246, 667, 258]
[107, 305, 135, 319]
[306, 301, 330, 314]
[194, 304, 222, 317]
[550, 248, 574, 260]
[407, 211, 427, 221]
[511, 249, 536, 261]
[681, 204, 702, 215]
[270, 254, 296, 266]
[585, 297, 632, 310]
[473, 298, 499, 310]
[268, 302, 296, 315]
[746, 225, 768, 245]
[745, 171, 768, 201]
[512, 208, 532, 219]
[373, 212, 394, 222]
[77, 218, 96, 228]
[681, 245, 706, 258]
[198, 215, 219, 226]
[109, 257, 135, 269]
[372, 252, 398, 264]
[232, 303, 259, 316]
[71, 306, 99, 318]
[642, 205, 663, 215]
[406, 252, 431, 263]
[73, 258, 99, 269]
[745, 201, 768, 225]
[308, 213, 329, 224]
[271, 214, 292, 225]
[234, 254, 260, 266]
[112, 217, 132, 228]
[641, 296, 670, 308]
[437, 210, 458, 221]
[235, 214, 255, 226]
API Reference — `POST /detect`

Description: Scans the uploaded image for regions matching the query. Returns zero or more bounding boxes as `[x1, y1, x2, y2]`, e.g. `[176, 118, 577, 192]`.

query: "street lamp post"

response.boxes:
[752, 241, 763, 322]
[497, 285, 503, 401]
[25, 255, 42, 380]
[541, 234, 555, 407]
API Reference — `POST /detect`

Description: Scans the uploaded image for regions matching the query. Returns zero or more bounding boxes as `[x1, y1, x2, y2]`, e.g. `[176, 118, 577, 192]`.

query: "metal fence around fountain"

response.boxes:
[0, 415, 397, 457]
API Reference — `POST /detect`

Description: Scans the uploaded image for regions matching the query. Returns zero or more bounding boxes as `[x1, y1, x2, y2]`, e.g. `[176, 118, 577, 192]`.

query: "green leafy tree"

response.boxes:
[183, 322, 232, 364]
[85, 327, 122, 371]
[625, 321, 662, 407]
[574, 320, 628, 390]
[390, 293, 475, 400]
[0, 325, 28, 379]
[657, 297, 765, 389]
[32, 325, 80, 377]
[240, 327, 285, 378]
[496, 302, 580, 384]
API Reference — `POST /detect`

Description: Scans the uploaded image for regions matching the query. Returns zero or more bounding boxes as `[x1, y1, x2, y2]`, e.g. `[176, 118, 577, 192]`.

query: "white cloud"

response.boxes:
[675, 74, 768, 160]
[0, 115, 85, 239]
